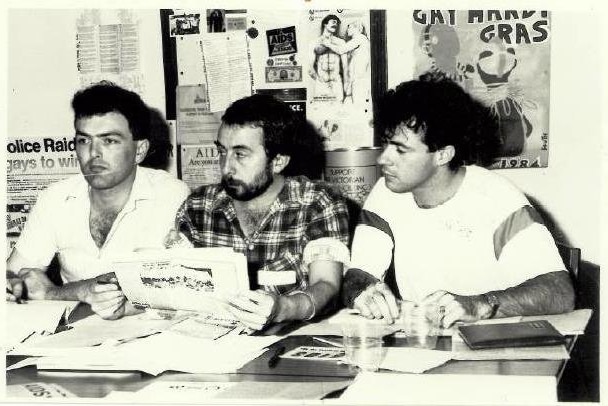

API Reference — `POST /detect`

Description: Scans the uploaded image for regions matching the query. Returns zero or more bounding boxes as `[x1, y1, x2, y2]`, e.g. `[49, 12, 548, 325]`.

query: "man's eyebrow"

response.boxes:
[75, 130, 126, 138]
[214, 141, 252, 152]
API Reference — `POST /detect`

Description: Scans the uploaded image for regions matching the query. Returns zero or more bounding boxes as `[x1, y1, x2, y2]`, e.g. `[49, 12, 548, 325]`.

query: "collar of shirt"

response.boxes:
[211, 177, 305, 224]
[63, 166, 154, 210]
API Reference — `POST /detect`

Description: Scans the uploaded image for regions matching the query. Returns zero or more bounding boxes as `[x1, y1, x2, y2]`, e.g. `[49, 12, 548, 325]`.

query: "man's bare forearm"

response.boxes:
[490, 271, 575, 317]
[43, 280, 93, 302]
[275, 280, 338, 322]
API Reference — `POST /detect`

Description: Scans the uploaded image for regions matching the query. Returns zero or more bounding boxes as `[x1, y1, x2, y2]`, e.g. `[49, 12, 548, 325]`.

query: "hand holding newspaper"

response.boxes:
[111, 247, 249, 320]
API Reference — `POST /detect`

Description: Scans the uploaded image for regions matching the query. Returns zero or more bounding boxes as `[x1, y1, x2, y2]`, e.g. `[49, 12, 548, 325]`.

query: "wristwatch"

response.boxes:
[482, 292, 500, 319]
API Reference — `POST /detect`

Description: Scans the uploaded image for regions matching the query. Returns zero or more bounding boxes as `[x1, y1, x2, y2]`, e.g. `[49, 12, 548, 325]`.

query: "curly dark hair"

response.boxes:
[222, 94, 324, 178]
[375, 72, 501, 169]
[71, 81, 172, 169]
[321, 14, 341, 33]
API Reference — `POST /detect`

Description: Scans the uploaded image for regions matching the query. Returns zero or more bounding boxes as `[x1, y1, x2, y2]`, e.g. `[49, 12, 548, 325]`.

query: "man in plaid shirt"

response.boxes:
[171, 94, 350, 331]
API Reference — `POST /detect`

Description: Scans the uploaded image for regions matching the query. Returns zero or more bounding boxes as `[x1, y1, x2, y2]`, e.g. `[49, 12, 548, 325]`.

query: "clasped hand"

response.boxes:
[353, 284, 484, 327]
[226, 290, 279, 331]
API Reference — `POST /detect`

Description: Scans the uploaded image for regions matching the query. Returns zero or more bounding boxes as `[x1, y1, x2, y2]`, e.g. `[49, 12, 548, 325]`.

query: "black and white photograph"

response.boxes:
[3, 1, 604, 404]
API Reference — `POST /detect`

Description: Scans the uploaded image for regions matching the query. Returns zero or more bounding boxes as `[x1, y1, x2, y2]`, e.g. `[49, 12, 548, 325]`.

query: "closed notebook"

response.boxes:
[457, 320, 566, 350]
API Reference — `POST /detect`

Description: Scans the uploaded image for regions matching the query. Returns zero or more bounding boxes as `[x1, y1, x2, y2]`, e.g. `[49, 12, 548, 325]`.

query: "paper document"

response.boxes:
[523, 309, 593, 335]
[112, 247, 248, 316]
[6, 382, 75, 398]
[5, 300, 78, 350]
[15, 331, 282, 376]
[380, 347, 452, 373]
[339, 372, 557, 403]
[10, 311, 180, 356]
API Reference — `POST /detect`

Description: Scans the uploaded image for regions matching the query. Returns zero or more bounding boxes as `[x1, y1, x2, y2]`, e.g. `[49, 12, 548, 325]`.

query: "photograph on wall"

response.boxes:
[206, 9, 226, 33]
[225, 9, 248, 31]
[169, 12, 201, 36]
[412, 10, 551, 169]
[303, 9, 374, 150]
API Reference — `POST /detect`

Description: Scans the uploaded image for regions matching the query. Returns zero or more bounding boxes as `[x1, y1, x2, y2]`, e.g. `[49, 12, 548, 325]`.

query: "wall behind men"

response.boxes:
[386, 9, 602, 264]
[7, 7, 603, 265]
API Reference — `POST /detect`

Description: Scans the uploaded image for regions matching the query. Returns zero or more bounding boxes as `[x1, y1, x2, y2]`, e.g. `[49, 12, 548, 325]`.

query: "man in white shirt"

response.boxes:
[6, 82, 189, 319]
[343, 73, 575, 327]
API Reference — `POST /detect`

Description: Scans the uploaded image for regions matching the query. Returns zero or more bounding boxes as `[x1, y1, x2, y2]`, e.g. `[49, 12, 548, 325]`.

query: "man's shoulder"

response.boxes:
[464, 165, 529, 208]
[139, 167, 189, 196]
[186, 183, 223, 203]
[286, 176, 346, 205]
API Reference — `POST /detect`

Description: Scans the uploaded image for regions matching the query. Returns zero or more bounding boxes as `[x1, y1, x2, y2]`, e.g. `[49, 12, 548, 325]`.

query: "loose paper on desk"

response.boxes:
[339, 372, 557, 404]
[9, 311, 179, 356]
[112, 247, 249, 318]
[380, 348, 452, 373]
[16, 331, 282, 376]
[5, 300, 78, 350]
[6, 382, 76, 398]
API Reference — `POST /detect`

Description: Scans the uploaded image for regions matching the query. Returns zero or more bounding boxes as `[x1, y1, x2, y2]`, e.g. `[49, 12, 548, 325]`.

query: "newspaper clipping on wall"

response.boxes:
[6, 135, 81, 241]
[412, 10, 551, 168]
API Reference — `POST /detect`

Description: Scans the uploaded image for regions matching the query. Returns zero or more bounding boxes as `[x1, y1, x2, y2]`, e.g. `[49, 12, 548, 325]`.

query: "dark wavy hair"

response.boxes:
[71, 81, 172, 169]
[222, 94, 322, 177]
[321, 14, 341, 33]
[376, 72, 501, 169]
[71, 81, 150, 141]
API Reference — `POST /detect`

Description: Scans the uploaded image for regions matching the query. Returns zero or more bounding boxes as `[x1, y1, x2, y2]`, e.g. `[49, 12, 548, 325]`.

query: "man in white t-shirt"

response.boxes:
[342, 73, 574, 327]
[6, 82, 189, 319]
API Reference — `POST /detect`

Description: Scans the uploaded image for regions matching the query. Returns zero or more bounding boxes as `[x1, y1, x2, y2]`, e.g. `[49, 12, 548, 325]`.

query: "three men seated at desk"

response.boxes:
[7, 73, 575, 331]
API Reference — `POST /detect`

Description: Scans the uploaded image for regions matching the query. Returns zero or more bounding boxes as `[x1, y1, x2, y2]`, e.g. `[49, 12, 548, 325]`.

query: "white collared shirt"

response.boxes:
[13, 167, 190, 283]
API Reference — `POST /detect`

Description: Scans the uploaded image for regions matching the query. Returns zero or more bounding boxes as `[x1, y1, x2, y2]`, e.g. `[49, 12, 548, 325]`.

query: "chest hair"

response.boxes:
[89, 208, 121, 248]
[235, 207, 268, 238]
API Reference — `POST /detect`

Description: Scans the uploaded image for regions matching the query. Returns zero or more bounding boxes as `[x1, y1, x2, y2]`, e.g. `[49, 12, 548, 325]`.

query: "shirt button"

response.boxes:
[248, 244, 255, 250]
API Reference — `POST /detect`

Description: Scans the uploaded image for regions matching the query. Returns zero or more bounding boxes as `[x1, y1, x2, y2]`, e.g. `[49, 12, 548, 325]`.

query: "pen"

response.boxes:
[267, 346, 285, 368]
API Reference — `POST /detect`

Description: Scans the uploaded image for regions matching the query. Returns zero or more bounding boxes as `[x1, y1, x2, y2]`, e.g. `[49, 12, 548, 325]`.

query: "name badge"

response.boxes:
[257, 270, 297, 286]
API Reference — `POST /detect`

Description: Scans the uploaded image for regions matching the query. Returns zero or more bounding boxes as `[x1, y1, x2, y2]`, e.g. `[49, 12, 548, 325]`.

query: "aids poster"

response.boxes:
[412, 10, 551, 169]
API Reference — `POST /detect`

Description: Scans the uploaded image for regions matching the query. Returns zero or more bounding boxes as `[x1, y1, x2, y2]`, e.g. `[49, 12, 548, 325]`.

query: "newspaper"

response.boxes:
[112, 247, 249, 318]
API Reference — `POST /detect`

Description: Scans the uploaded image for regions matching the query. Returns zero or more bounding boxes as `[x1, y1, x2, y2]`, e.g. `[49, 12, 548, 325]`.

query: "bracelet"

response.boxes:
[290, 290, 316, 320]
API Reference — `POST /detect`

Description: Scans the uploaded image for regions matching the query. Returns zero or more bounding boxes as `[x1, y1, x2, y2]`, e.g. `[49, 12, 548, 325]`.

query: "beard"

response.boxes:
[221, 165, 274, 201]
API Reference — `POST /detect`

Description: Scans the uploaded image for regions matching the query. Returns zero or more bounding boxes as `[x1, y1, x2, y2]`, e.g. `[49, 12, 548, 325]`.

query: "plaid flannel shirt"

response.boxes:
[175, 176, 350, 295]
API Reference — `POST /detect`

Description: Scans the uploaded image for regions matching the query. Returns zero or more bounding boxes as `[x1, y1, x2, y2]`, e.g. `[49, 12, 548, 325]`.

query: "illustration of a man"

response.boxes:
[320, 20, 371, 104]
[309, 14, 347, 102]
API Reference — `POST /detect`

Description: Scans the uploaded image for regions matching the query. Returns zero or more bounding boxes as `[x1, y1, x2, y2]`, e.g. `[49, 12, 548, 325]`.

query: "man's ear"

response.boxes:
[271, 154, 291, 174]
[135, 139, 150, 165]
[434, 145, 455, 167]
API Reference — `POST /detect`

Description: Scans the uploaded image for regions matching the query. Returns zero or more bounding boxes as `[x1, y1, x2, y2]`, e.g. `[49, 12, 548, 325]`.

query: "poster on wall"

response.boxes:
[180, 144, 221, 190]
[412, 10, 551, 169]
[176, 84, 222, 145]
[246, 10, 304, 93]
[303, 9, 374, 150]
[6, 136, 81, 237]
[200, 32, 254, 112]
[76, 9, 145, 95]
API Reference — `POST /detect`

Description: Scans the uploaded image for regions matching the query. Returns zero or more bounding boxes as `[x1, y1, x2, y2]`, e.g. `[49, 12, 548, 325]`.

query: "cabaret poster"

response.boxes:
[412, 10, 551, 169]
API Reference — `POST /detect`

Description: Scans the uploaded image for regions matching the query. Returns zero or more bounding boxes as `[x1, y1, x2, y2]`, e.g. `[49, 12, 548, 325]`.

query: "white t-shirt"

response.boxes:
[349, 165, 566, 302]
[12, 167, 190, 283]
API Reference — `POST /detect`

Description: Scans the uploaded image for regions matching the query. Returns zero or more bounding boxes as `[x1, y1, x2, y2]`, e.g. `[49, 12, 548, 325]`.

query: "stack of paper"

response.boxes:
[5, 300, 78, 351]
[9, 330, 282, 376]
